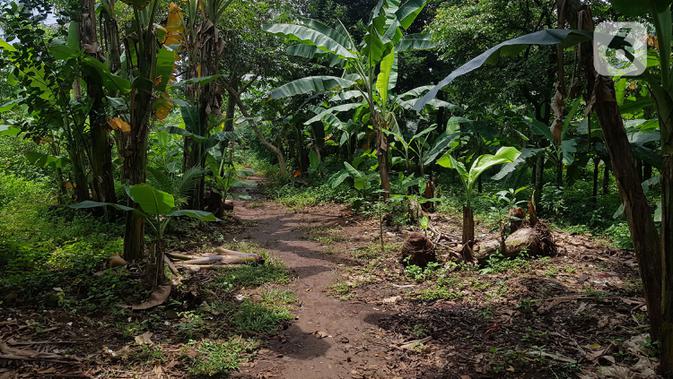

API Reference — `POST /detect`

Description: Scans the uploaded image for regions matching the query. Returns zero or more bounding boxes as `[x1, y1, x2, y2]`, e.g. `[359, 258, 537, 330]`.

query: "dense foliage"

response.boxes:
[1, 0, 672, 375]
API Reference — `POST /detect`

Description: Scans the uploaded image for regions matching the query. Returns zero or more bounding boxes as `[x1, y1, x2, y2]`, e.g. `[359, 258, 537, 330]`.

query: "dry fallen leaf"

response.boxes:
[134, 331, 154, 346]
[128, 284, 172, 311]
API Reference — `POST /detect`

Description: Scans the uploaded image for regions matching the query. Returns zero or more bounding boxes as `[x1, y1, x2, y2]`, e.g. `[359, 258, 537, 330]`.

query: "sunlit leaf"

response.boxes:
[126, 183, 175, 216]
[108, 117, 131, 133]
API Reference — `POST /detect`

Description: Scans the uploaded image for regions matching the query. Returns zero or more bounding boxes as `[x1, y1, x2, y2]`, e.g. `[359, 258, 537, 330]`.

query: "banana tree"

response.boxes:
[413, 0, 673, 370]
[264, 0, 432, 198]
[181, 0, 234, 208]
[118, 0, 183, 262]
[72, 184, 217, 288]
[437, 146, 521, 252]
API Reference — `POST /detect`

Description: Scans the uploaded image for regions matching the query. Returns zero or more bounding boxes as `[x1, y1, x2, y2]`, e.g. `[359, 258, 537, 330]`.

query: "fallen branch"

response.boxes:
[179, 253, 260, 266]
[176, 263, 248, 272]
[0, 341, 79, 364]
[165, 252, 194, 261]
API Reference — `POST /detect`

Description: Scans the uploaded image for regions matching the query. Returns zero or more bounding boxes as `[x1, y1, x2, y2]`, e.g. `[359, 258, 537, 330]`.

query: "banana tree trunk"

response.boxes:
[462, 206, 475, 244]
[81, 0, 117, 206]
[373, 113, 391, 199]
[655, 98, 673, 375]
[578, 8, 662, 341]
[122, 28, 156, 262]
[67, 147, 90, 202]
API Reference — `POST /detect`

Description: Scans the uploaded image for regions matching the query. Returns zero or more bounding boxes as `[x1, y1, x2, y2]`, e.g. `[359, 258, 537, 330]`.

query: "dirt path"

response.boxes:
[232, 200, 394, 379]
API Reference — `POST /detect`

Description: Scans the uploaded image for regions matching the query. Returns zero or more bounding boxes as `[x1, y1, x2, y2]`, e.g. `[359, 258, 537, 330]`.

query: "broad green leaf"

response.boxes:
[155, 47, 177, 92]
[414, 29, 592, 110]
[264, 23, 356, 59]
[467, 147, 521, 188]
[168, 209, 218, 221]
[308, 150, 321, 173]
[493, 147, 544, 180]
[70, 200, 137, 213]
[270, 76, 355, 99]
[437, 153, 467, 182]
[0, 125, 20, 136]
[82, 56, 131, 93]
[49, 42, 80, 60]
[127, 183, 175, 216]
[399, 97, 455, 110]
[398, 85, 434, 99]
[330, 90, 363, 102]
[344, 161, 364, 178]
[561, 139, 577, 165]
[423, 131, 460, 165]
[525, 116, 553, 141]
[396, 0, 429, 29]
[397, 33, 434, 51]
[0, 38, 16, 52]
[25, 151, 70, 169]
[299, 18, 354, 50]
[328, 169, 350, 188]
[67, 21, 80, 50]
[165, 126, 208, 142]
[304, 103, 362, 125]
[0, 99, 21, 112]
[376, 48, 396, 105]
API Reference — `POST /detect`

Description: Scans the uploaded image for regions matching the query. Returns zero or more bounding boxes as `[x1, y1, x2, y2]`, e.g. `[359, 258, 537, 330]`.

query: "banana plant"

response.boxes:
[264, 0, 433, 198]
[71, 184, 217, 287]
[412, 1, 673, 368]
[437, 146, 521, 247]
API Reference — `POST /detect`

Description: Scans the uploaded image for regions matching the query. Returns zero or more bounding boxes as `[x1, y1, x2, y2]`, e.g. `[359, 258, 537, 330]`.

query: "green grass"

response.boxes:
[187, 337, 258, 377]
[232, 299, 294, 335]
[209, 257, 290, 293]
[479, 252, 530, 275]
[0, 171, 133, 310]
[329, 281, 354, 300]
[176, 310, 207, 339]
[267, 182, 357, 210]
[417, 285, 463, 301]
[260, 289, 297, 306]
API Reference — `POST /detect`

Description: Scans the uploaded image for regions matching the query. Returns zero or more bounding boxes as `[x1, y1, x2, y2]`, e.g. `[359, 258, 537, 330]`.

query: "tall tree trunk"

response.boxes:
[602, 162, 610, 195]
[122, 27, 156, 262]
[81, 0, 117, 205]
[578, 8, 662, 341]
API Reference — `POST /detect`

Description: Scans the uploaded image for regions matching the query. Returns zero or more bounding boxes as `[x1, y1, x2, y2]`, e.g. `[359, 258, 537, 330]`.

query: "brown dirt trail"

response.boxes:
[233, 200, 393, 379]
